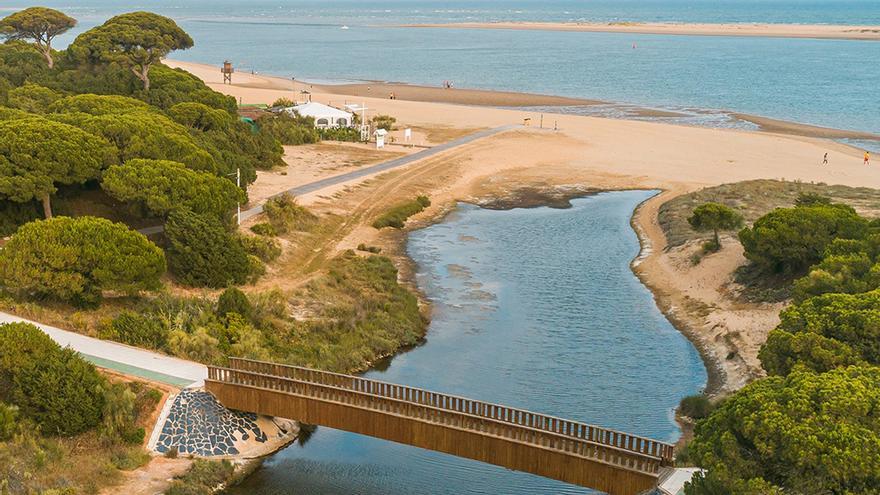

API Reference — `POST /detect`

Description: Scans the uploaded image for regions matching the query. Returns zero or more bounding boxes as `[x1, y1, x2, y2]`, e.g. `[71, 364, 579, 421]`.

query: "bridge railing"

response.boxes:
[207, 365, 665, 475]
[222, 358, 674, 464]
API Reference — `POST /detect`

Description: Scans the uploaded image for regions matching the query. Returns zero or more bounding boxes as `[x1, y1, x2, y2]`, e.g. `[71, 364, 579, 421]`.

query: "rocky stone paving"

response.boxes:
[155, 389, 270, 457]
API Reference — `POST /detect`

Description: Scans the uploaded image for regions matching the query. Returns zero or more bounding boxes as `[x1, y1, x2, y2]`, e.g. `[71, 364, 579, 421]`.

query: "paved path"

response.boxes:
[0, 312, 207, 387]
[140, 125, 518, 235]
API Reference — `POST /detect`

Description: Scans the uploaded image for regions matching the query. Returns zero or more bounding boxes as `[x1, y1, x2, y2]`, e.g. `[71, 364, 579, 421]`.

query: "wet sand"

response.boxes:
[734, 113, 880, 140]
[400, 22, 880, 41]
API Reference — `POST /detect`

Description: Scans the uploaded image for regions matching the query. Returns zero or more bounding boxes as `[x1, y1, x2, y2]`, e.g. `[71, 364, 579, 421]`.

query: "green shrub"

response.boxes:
[167, 328, 222, 364]
[792, 253, 880, 302]
[794, 192, 832, 207]
[684, 366, 880, 495]
[0, 402, 18, 441]
[110, 447, 150, 470]
[99, 382, 138, 445]
[257, 111, 319, 145]
[357, 243, 382, 254]
[239, 234, 282, 262]
[0, 322, 106, 436]
[246, 255, 267, 284]
[739, 203, 869, 274]
[372, 196, 431, 229]
[678, 394, 714, 420]
[250, 222, 276, 237]
[103, 310, 170, 350]
[318, 126, 362, 142]
[122, 427, 146, 445]
[0, 216, 166, 306]
[165, 208, 250, 288]
[263, 193, 317, 234]
[271, 97, 296, 108]
[217, 287, 254, 321]
[165, 459, 234, 495]
[372, 114, 396, 131]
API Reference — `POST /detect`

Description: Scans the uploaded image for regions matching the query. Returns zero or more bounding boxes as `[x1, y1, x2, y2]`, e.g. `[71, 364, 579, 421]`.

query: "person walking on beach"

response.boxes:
[866, 151, 871, 166]
[823, 153, 828, 165]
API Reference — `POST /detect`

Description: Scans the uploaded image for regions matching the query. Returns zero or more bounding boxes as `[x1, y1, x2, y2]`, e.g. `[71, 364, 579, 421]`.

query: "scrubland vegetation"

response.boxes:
[0, 6, 425, 493]
[677, 190, 880, 495]
[0, 321, 162, 493]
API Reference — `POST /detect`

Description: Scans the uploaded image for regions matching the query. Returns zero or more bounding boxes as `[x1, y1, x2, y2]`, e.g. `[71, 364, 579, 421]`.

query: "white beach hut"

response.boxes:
[374, 128, 388, 149]
[285, 102, 354, 129]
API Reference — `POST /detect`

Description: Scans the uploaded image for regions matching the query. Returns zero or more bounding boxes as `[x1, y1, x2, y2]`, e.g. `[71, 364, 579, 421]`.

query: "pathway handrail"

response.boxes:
[207, 366, 664, 475]
[223, 358, 674, 463]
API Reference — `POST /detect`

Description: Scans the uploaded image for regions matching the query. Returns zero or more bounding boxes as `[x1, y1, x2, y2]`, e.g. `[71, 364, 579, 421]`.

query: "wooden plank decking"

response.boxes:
[206, 358, 674, 495]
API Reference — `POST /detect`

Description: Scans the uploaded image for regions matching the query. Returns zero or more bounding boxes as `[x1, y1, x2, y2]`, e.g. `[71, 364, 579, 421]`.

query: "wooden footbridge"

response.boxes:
[206, 358, 675, 495]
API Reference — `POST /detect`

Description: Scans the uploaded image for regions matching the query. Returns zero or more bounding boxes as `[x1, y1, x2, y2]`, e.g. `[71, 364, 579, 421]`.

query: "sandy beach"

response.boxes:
[400, 22, 880, 41]
[167, 58, 880, 395]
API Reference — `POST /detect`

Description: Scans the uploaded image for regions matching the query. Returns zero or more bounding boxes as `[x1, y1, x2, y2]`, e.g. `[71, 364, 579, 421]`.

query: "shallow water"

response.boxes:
[226, 190, 707, 494]
[6, 0, 880, 133]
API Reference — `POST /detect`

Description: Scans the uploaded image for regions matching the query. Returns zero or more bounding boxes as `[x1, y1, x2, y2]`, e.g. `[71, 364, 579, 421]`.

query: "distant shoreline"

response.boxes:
[166, 59, 880, 144]
[398, 21, 880, 41]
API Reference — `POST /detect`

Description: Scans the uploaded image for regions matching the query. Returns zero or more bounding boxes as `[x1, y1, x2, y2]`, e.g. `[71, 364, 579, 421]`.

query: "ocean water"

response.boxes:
[3, 0, 879, 133]
[225, 190, 708, 495]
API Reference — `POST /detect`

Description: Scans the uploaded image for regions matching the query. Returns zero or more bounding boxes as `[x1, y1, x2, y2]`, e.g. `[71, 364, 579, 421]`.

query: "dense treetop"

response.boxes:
[0, 7, 76, 68]
[102, 158, 244, 222]
[685, 365, 880, 495]
[0, 117, 116, 217]
[48, 93, 152, 115]
[70, 12, 193, 91]
[51, 110, 218, 173]
[0, 322, 105, 436]
[165, 208, 252, 288]
[760, 290, 880, 375]
[739, 202, 869, 274]
[0, 216, 165, 306]
[6, 82, 62, 113]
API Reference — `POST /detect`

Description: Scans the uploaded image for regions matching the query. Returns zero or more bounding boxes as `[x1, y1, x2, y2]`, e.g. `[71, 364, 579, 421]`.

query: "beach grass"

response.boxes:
[659, 179, 880, 247]
[372, 196, 431, 229]
[287, 251, 427, 372]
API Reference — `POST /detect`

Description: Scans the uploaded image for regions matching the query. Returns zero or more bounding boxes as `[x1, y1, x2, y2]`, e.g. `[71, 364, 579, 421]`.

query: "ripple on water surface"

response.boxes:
[228, 190, 707, 495]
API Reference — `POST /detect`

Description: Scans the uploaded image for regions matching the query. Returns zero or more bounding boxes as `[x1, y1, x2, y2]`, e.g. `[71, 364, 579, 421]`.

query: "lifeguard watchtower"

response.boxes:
[221, 61, 234, 84]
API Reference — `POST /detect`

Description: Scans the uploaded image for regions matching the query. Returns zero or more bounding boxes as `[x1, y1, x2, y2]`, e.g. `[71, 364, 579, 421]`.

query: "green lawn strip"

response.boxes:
[80, 353, 195, 387]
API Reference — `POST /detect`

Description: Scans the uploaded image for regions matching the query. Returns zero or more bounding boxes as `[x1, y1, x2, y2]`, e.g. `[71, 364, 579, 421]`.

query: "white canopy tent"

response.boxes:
[285, 102, 354, 129]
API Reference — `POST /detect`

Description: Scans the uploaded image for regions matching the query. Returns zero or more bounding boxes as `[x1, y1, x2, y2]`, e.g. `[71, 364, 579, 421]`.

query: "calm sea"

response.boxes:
[226, 191, 708, 494]
[3, 0, 879, 134]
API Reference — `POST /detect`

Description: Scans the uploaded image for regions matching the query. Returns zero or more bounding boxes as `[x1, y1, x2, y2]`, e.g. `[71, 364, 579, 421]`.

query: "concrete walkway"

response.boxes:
[140, 125, 519, 235]
[0, 312, 207, 388]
